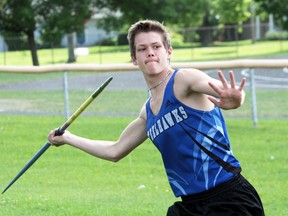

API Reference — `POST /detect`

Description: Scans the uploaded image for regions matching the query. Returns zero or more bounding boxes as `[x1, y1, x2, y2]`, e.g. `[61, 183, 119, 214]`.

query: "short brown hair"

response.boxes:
[127, 20, 171, 58]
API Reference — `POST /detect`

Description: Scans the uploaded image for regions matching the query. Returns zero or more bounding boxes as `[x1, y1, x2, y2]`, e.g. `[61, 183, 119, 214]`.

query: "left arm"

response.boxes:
[176, 69, 246, 110]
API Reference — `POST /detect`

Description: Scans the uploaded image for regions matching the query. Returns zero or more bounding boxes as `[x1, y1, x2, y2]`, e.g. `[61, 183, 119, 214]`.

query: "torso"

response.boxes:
[149, 69, 214, 115]
[145, 69, 241, 197]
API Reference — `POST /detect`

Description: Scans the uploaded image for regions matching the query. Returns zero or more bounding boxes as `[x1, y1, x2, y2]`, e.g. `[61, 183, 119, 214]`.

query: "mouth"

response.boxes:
[145, 59, 158, 64]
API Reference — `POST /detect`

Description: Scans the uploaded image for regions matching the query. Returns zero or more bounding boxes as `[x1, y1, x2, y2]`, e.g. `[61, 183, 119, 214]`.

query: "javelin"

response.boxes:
[2, 76, 113, 194]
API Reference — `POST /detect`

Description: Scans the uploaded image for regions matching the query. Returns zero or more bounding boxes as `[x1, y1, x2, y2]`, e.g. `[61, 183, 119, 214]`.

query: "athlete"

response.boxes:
[48, 20, 264, 215]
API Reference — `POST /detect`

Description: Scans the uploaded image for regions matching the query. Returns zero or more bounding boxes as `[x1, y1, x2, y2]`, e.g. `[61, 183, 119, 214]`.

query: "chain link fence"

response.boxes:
[1, 23, 287, 65]
[0, 60, 287, 126]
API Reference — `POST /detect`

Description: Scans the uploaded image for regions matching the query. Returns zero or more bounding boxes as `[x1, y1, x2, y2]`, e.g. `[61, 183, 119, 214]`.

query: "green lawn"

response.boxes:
[0, 39, 287, 215]
[0, 116, 287, 215]
[0, 88, 287, 119]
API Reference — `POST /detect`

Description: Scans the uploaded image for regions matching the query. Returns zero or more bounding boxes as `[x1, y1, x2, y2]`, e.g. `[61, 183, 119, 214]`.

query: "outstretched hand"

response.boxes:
[208, 71, 246, 110]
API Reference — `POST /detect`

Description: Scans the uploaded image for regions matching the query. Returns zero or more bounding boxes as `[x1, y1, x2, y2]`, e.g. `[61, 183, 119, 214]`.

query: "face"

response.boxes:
[132, 31, 172, 75]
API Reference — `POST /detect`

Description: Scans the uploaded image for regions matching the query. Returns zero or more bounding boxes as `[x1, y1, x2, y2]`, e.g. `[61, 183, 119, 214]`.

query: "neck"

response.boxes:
[148, 69, 172, 92]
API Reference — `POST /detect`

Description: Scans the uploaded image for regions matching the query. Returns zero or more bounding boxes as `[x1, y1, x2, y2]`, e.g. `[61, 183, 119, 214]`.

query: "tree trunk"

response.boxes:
[27, 31, 39, 66]
[67, 33, 76, 63]
[198, 9, 213, 46]
[224, 25, 237, 41]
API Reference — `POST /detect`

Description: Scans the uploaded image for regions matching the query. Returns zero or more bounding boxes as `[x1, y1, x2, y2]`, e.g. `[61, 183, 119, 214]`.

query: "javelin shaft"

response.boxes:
[2, 77, 113, 194]
[1, 142, 51, 194]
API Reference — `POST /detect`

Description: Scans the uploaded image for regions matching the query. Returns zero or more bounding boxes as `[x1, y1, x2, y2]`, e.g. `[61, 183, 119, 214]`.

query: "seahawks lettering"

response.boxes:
[147, 106, 188, 141]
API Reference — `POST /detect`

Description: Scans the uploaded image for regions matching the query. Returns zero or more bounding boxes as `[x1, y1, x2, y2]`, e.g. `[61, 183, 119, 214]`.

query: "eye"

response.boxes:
[137, 47, 146, 52]
[153, 45, 161, 49]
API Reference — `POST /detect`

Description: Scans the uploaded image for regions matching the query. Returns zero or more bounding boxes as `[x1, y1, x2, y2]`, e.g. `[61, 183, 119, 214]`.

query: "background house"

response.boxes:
[0, 35, 8, 52]
[61, 17, 117, 47]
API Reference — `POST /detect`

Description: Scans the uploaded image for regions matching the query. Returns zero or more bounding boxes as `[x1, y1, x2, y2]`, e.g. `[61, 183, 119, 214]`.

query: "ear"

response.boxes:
[131, 56, 138, 66]
[167, 47, 173, 60]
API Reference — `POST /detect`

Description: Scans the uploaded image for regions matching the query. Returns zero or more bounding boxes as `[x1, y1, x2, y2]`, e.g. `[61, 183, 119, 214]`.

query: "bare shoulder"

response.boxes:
[174, 68, 206, 91]
[174, 68, 217, 94]
[175, 68, 207, 82]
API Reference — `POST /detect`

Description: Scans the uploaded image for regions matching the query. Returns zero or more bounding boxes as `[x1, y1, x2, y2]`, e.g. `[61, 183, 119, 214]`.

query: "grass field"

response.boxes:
[0, 115, 287, 215]
[0, 39, 287, 215]
[0, 87, 287, 119]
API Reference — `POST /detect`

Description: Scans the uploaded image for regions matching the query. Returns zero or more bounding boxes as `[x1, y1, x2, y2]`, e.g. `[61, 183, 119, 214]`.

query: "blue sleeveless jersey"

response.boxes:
[146, 69, 241, 197]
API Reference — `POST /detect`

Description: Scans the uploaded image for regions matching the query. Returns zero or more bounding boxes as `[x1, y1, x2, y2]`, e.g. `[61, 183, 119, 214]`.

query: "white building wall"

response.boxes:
[0, 35, 8, 52]
[61, 19, 117, 47]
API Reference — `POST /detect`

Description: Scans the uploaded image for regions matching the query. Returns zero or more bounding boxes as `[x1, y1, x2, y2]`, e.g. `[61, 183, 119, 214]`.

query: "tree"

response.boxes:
[0, 0, 7, 8]
[196, 1, 219, 46]
[213, 0, 252, 41]
[95, 0, 208, 31]
[0, 0, 95, 65]
[255, 0, 288, 30]
[94, 0, 256, 45]
[37, 0, 94, 63]
[0, 0, 39, 65]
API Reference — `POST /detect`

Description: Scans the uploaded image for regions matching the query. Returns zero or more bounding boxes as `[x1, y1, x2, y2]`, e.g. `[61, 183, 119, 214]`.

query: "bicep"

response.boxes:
[114, 108, 147, 159]
[177, 69, 222, 97]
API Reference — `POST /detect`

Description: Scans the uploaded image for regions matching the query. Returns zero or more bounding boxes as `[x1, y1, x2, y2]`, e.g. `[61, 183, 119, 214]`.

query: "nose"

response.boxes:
[147, 47, 155, 57]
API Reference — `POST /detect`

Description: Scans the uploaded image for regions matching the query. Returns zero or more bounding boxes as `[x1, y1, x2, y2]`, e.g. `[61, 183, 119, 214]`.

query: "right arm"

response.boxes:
[48, 105, 148, 162]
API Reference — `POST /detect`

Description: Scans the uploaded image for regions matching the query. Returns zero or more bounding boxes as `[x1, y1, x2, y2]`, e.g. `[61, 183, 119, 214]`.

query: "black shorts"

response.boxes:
[166, 175, 264, 216]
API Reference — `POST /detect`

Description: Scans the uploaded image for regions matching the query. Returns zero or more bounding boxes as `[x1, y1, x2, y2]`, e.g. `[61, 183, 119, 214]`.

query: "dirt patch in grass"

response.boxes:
[0, 99, 35, 112]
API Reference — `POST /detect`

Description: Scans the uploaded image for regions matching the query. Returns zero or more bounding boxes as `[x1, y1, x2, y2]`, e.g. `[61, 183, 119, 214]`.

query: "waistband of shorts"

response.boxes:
[181, 174, 244, 202]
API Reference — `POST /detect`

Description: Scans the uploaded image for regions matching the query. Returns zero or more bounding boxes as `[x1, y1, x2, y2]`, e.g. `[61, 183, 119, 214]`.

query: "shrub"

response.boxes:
[95, 37, 117, 46]
[265, 30, 288, 40]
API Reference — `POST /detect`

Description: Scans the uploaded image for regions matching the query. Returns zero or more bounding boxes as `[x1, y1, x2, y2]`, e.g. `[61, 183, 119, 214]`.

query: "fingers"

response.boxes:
[209, 71, 246, 110]
[228, 71, 236, 88]
[208, 81, 222, 95]
[217, 71, 229, 89]
[47, 129, 56, 145]
[48, 128, 58, 138]
[218, 70, 246, 90]
[48, 128, 65, 146]
[238, 77, 246, 91]
[208, 96, 220, 106]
